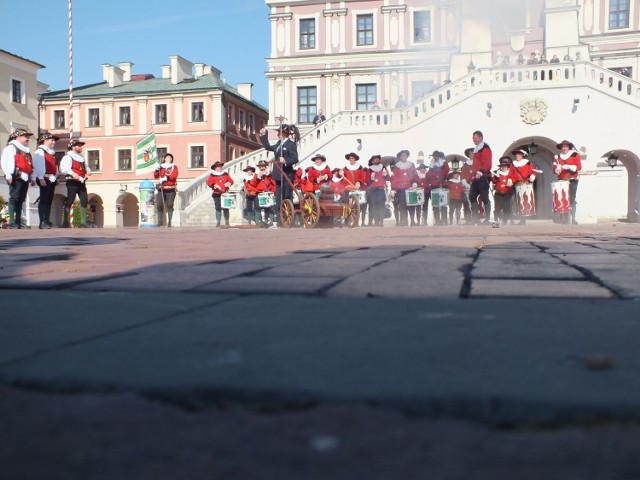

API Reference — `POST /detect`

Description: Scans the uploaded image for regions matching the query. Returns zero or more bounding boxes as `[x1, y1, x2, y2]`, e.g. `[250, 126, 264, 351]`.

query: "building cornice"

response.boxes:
[269, 12, 293, 21]
[323, 8, 348, 18]
[381, 5, 407, 14]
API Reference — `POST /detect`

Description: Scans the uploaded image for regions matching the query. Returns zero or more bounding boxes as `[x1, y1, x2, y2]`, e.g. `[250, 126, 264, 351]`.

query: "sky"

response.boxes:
[1, 0, 271, 106]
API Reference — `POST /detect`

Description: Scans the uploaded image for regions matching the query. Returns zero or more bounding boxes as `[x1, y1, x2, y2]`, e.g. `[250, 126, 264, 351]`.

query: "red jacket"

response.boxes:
[448, 179, 464, 200]
[367, 165, 390, 188]
[553, 152, 582, 181]
[492, 170, 514, 195]
[154, 164, 179, 190]
[306, 164, 331, 191]
[343, 165, 366, 191]
[472, 143, 492, 177]
[329, 176, 348, 196]
[251, 173, 276, 193]
[244, 174, 259, 197]
[424, 163, 450, 192]
[460, 162, 473, 186]
[390, 161, 418, 190]
[207, 171, 234, 195]
[509, 160, 536, 185]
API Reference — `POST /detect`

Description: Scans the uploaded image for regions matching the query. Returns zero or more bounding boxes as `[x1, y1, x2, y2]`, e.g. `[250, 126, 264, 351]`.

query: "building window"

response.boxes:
[88, 108, 100, 127]
[239, 110, 246, 130]
[300, 19, 315, 49]
[191, 102, 204, 122]
[118, 106, 131, 126]
[11, 79, 24, 104]
[227, 104, 235, 125]
[609, 0, 630, 29]
[117, 149, 132, 171]
[356, 84, 377, 111]
[248, 113, 255, 134]
[87, 150, 101, 172]
[156, 147, 168, 161]
[155, 104, 168, 124]
[297, 87, 317, 124]
[357, 14, 374, 46]
[190, 145, 204, 168]
[54, 110, 66, 129]
[414, 10, 431, 43]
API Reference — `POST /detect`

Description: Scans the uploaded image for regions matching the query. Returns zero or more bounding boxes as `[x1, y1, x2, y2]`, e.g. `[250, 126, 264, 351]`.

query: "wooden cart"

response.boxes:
[279, 187, 360, 228]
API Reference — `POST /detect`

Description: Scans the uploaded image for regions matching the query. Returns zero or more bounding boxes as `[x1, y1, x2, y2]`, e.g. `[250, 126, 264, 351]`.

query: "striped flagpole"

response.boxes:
[68, 0, 74, 139]
[69, 207, 74, 227]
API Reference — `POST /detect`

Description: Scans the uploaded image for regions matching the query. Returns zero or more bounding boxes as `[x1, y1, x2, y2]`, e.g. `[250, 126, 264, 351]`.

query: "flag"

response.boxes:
[135, 133, 158, 176]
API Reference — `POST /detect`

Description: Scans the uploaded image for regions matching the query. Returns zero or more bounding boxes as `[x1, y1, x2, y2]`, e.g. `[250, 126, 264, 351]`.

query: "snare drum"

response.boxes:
[258, 191, 276, 208]
[221, 193, 236, 210]
[551, 180, 571, 213]
[349, 190, 367, 204]
[430, 188, 450, 208]
[515, 183, 536, 216]
[405, 187, 425, 206]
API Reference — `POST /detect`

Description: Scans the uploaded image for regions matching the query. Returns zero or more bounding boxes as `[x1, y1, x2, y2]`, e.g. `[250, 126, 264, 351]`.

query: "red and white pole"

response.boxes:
[68, 0, 73, 139]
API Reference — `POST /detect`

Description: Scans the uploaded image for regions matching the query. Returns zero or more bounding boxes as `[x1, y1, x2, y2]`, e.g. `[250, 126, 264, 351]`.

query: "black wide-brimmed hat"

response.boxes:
[396, 149, 410, 159]
[345, 152, 359, 160]
[556, 140, 575, 149]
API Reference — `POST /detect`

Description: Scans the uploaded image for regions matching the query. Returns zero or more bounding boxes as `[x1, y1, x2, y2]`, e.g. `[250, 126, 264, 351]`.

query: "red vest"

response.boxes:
[40, 149, 57, 175]
[71, 159, 87, 177]
[15, 152, 34, 175]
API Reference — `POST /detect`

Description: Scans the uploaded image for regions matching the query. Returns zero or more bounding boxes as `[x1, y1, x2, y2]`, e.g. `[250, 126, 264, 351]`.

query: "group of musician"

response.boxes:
[232, 127, 581, 228]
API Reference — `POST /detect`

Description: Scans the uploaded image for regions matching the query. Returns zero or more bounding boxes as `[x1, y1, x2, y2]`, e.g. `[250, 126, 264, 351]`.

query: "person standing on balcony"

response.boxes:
[153, 153, 179, 227]
[59, 139, 92, 228]
[469, 130, 492, 225]
[1, 128, 35, 228]
[312, 109, 326, 126]
[259, 124, 299, 227]
[33, 132, 60, 229]
[553, 140, 582, 224]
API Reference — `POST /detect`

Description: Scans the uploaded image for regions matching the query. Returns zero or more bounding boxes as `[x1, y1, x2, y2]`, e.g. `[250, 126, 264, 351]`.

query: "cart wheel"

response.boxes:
[346, 196, 361, 228]
[301, 193, 320, 228]
[279, 199, 295, 229]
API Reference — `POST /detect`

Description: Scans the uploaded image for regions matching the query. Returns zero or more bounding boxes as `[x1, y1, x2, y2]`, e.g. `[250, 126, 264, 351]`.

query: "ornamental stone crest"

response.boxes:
[520, 98, 548, 125]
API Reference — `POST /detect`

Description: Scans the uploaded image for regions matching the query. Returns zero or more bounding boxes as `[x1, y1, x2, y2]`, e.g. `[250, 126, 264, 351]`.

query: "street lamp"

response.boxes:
[607, 152, 619, 169]
[467, 56, 476, 72]
[450, 156, 461, 171]
[528, 140, 538, 157]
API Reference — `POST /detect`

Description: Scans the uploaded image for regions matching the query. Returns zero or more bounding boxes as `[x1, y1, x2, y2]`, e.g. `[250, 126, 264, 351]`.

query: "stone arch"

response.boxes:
[116, 191, 139, 227]
[502, 137, 558, 219]
[599, 149, 639, 222]
[87, 194, 104, 228]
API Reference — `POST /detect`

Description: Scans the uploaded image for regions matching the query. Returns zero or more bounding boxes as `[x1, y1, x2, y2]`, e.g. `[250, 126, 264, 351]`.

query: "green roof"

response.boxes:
[40, 73, 267, 112]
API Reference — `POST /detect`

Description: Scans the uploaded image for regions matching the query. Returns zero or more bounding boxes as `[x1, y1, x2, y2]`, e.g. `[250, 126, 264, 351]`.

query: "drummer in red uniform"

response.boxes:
[447, 170, 465, 226]
[242, 165, 259, 225]
[252, 160, 277, 227]
[509, 148, 537, 225]
[492, 156, 515, 225]
[424, 150, 450, 226]
[342, 152, 367, 223]
[415, 163, 428, 226]
[390, 149, 418, 227]
[306, 153, 331, 194]
[469, 131, 493, 225]
[207, 160, 234, 227]
[329, 168, 349, 202]
[553, 140, 582, 224]
[367, 154, 389, 227]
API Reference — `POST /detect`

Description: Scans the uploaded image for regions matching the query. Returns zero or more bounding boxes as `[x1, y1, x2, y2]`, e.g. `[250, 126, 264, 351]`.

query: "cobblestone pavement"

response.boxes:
[2, 222, 640, 479]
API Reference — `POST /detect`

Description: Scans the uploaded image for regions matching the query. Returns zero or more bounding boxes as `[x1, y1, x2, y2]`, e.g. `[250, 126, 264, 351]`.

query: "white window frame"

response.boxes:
[86, 148, 102, 172]
[115, 147, 133, 171]
[352, 9, 377, 49]
[117, 105, 133, 127]
[10, 77, 26, 104]
[87, 107, 101, 128]
[156, 145, 169, 163]
[53, 109, 66, 129]
[410, 7, 434, 46]
[606, 0, 633, 31]
[189, 144, 206, 169]
[154, 103, 169, 125]
[248, 113, 255, 134]
[296, 15, 320, 53]
[190, 101, 205, 123]
[239, 109, 246, 130]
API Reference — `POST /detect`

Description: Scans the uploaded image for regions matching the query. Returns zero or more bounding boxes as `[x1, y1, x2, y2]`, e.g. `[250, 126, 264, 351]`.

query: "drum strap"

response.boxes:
[512, 165, 526, 183]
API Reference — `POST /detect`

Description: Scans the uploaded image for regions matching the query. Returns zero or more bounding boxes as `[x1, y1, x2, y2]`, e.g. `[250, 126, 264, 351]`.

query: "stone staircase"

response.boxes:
[178, 61, 640, 226]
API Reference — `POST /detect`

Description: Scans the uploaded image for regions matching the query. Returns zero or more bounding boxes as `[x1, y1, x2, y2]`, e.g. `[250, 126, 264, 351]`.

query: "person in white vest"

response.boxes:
[1, 128, 35, 228]
[33, 132, 60, 229]
[59, 139, 92, 228]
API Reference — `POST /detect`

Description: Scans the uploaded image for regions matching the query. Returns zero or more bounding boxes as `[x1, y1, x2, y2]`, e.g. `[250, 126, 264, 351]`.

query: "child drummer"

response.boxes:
[329, 168, 349, 202]
[447, 170, 465, 225]
[306, 153, 331, 194]
[251, 160, 277, 227]
[509, 148, 537, 225]
[207, 160, 234, 228]
[492, 156, 515, 225]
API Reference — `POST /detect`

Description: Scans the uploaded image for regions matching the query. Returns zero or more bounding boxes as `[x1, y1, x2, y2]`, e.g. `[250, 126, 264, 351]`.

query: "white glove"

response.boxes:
[554, 165, 562, 175]
[566, 165, 577, 172]
[562, 165, 571, 171]
[506, 178, 513, 187]
[529, 174, 536, 182]
[20, 172, 29, 182]
[79, 177, 86, 184]
[155, 165, 161, 171]
[370, 174, 376, 182]
[48, 174, 57, 183]
[5, 174, 11, 182]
